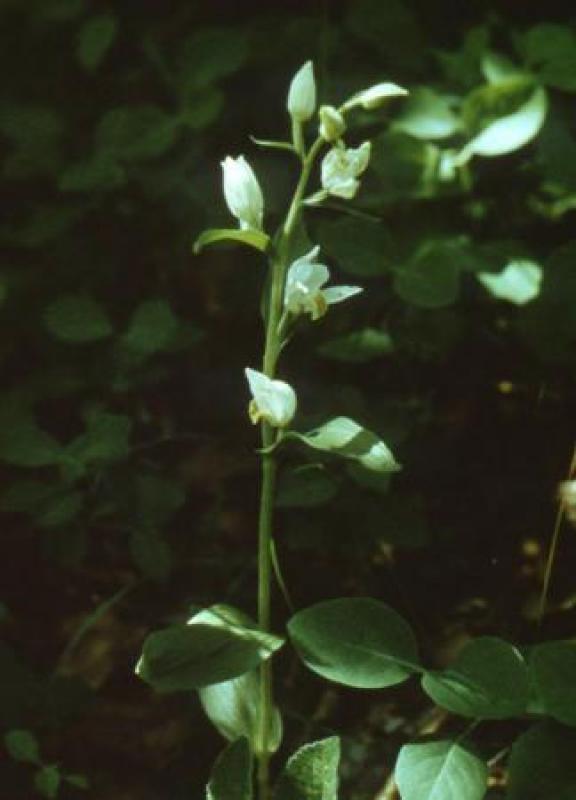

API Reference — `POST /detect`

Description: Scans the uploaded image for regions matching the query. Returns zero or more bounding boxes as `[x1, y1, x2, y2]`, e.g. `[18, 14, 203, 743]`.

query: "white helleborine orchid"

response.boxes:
[287, 61, 316, 122]
[245, 368, 296, 428]
[284, 246, 362, 321]
[320, 141, 372, 199]
[221, 155, 264, 231]
[342, 82, 408, 112]
[319, 105, 346, 143]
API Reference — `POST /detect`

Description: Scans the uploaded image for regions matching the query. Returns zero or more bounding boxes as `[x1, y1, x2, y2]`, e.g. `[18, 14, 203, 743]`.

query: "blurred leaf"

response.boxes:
[394, 87, 461, 140]
[63, 410, 132, 477]
[274, 737, 340, 800]
[130, 528, 172, 583]
[506, 721, 576, 799]
[122, 298, 179, 355]
[194, 228, 270, 255]
[288, 598, 420, 688]
[394, 239, 461, 308]
[317, 327, 394, 363]
[346, 0, 424, 70]
[370, 130, 436, 200]
[43, 294, 113, 343]
[77, 14, 118, 70]
[422, 637, 531, 719]
[295, 417, 401, 474]
[4, 729, 41, 764]
[314, 217, 395, 277]
[180, 87, 224, 130]
[529, 641, 576, 726]
[36, 491, 83, 528]
[95, 105, 177, 161]
[58, 156, 125, 192]
[0, 104, 64, 148]
[276, 466, 338, 509]
[206, 738, 252, 800]
[477, 260, 542, 305]
[396, 740, 487, 800]
[34, 765, 61, 799]
[518, 24, 576, 92]
[177, 28, 248, 91]
[481, 51, 526, 85]
[65, 774, 89, 789]
[0, 411, 61, 467]
[435, 25, 489, 88]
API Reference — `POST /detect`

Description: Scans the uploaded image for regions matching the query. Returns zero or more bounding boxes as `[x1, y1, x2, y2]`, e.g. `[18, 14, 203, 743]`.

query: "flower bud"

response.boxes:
[318, 105, 346, 143]
[245, 368, 296, 428]
[287, 61, 316, 122]
[221, 155, 264, 231]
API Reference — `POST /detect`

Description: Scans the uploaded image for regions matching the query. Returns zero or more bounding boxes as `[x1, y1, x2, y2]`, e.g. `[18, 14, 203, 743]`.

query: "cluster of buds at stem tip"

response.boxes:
[245, 368, 296, 428]
[284, 246, 362, 321]
[221, 155, 264, 231]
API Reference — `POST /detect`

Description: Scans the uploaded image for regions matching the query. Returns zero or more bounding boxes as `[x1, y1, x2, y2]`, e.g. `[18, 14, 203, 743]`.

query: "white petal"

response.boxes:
[343, 82, 408, 111]
[221, 155, 264, 231]
[245, 368, 296, 427]
[322, 285, 363, 305]
[477, 260, 542, 305]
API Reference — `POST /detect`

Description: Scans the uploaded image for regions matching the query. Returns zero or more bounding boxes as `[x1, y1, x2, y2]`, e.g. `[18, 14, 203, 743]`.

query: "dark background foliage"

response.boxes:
[1, 0, 575, 797]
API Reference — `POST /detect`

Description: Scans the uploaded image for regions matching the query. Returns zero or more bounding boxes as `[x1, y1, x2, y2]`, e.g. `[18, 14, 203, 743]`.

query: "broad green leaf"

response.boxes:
[137, 607, 283, 692]
[422, 636, 530, 719]
[481, 52, 526, 85]
[34, 765, 61, 799]
[206, 738, 252, 800]
[529, 640, 576, 726]
[317, 328, 394, 363]
[0, 412, 61, 467]
[180, 87, 224, 130]
[477, 260, 542, 305]
[193, 228, 270, 255]
[122, 298, 179, 355]
[394, 239, 461, 308]
[315, 216, 395, 277]
[276, 466, 338, 509]
[200, 670, 282, 754]
[95, 105, 177, 161]
[459, 86, 548, 160]
[177, 28, 248, 91]
[35, 491, 83, 528]
[295, 417, 401, 474]
[4, 729, 41, 764]
[77, 14, 118, 70]
[273, 737, 340, 800]
[507, 721, 576, 799]
[43, 295, 113, 343]
[394, 87, 461, 140]
[130, 528, 172, 583]
[288, 598, 419, 689]
[58, 156, 125, 192]
[395, 740, 487, 800]
[62, 411, 132, 478]
[519, 24, 576, 92]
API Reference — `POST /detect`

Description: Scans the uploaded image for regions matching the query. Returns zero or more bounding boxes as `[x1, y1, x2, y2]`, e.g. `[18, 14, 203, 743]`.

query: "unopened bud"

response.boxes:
[319, 105, 346, 143]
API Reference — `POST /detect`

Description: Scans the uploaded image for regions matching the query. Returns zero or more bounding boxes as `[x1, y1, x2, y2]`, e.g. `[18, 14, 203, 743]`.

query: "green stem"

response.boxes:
[255, 135, 325, 800]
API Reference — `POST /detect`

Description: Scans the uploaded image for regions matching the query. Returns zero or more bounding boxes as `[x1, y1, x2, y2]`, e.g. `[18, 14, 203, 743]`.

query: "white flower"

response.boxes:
[342, 82, 408, 112]
[319, 105, 346, 143]
[284, 246, 362, 321]
[287, 61, 316, 122]
[245, 368, 296, 428]
[221, 155, 264, 231]
[321, 141, 371, 199]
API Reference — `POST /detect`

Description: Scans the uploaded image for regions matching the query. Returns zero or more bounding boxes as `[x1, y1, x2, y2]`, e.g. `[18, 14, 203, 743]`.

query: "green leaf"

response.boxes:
[136, 608, 283, 692]
[199, 670, 282, 754]
[130, 528, 172, 583]
[122, 298, 180, 355]
[63, 410, 132, 476]
[4, 729, 41, 764]
[35, 491, 83, 529]
[0, 412, 61, 467]
[519, 24, 576, 92]
[95, 105, 177, 161]
[477, 259, 542, 305]
[506, 721, 576, 800]
[421, 636, 531, 719]
[178, 28, 248, 91]
[459, 86, 548, 160]
[65, 773, 89, 789]
[295, 417, 401, 474]
[193, 228, 270, 255]
[529, 640, 576, 726]
[34, 765, 61, 799]
[394, 239, 462, 308]
[77, 14, 118, 70]
[317, 328, 394, 363]
[287, 598, 419, 689]
[394, 87, 461, 140]
[206, 737, 253, 800]
[481, 52, 526, 85]
[314, 216, 396, 278]
[273, 737, 340, 800]
[395, 740, 487, 800]
[58, 156, 125, 192]
[276, 466, 338, 509]
[43, 294, 113, 343]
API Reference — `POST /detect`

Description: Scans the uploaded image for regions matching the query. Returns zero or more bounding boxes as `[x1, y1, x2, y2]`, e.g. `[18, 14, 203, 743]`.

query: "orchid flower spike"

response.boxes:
[284, 246, 362, 321]
[221, 155, 264, 231]
[245, 368, 296, 428]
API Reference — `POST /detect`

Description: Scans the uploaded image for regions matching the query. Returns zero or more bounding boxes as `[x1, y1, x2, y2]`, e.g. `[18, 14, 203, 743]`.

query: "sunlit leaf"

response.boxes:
[477, 260, 542, 305]
[394, 87, 461, 140]
[273, 737, 340, 800]
[193, 228, 270, 255]
[395, 740, 487, 800]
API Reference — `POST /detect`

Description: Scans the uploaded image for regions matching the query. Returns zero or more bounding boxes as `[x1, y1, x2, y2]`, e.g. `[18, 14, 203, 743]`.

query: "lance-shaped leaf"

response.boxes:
[293, 417, 400, 473]
[529, 640, 576, 726]
[193, 228, 270, 255]
[421, 636, 531, 719]
[273, 737, 340, 800]
[288, 598, 419, 689]
[395, 740, 487, 800]
[136, 605, 283, 692]
[206, 738, 253, 800]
